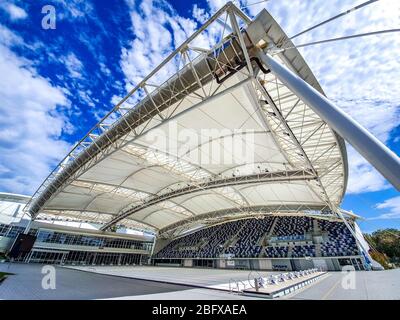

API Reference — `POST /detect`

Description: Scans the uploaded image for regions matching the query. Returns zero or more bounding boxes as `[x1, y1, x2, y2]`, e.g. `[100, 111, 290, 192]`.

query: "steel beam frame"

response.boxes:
[257, 51, 400, 191]
[158, 204, 333, 238]
[100, 169, 315, 231]
[25, 2, 250, 220]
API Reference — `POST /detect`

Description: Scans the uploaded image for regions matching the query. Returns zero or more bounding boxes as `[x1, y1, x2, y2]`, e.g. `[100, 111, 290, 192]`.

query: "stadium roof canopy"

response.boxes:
[0, 192, 30, 204]
[26, 4, 348, 238]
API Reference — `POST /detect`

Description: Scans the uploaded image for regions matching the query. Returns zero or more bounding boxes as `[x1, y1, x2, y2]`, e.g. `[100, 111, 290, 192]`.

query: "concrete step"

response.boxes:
[313, 219, 320, 234]
[315, 243, 322, 257]
[258, 217, 279, 257]
[287, 245, 294, 258]
[268, 216, 278, 237]
[223, 219, 249, 249]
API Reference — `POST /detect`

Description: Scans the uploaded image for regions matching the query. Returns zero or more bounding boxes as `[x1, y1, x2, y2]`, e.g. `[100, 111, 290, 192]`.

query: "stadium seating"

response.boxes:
[264, 246, 289, 258]
[292, 245, 316, 257]
[273, 216, 312, 237]
[318, 220, 359, 257]
[154, 216, 360, 260]
[198, 220, 243, 258]
[224, 217, 274, 258]
[155, 224, 222, 259]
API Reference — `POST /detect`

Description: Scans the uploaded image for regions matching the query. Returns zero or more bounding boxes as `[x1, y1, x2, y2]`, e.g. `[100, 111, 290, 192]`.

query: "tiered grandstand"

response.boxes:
[319, 220, 359, 257]
[153, 215, 362, 270]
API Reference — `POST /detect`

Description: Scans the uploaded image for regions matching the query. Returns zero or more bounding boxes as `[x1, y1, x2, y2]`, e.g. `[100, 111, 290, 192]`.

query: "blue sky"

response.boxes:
[0, 0, 399, 233]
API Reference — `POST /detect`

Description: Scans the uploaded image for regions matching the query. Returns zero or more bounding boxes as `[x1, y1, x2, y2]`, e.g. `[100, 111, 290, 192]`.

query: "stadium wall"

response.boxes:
[152, 256, 362, 271]
[152, 215, 370, 271]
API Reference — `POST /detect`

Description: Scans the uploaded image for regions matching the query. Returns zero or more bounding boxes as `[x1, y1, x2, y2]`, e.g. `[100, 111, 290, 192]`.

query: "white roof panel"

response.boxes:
[26, 7, 347, 236]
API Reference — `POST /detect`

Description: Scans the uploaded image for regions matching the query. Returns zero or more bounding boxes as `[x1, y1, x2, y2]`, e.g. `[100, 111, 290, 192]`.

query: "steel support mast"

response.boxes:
[257, 51, 400, 191]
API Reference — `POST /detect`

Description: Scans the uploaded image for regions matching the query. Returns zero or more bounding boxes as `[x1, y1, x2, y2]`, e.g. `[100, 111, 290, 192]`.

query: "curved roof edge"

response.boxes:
[25, 4, 349, 232]
[0, 192, 31, 204]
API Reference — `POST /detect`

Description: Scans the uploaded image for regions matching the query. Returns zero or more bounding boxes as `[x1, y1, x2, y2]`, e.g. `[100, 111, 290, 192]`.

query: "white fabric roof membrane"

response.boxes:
[27, 7, 347, 237]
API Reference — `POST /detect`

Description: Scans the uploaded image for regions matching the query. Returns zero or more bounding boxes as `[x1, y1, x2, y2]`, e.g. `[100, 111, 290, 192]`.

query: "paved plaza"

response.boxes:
[1, 263, 399, 300]
[288, 268, 400, 300]
[66, 265, 280, 288]
[66, 265, 400, 300]
[0, 263, 256, 300]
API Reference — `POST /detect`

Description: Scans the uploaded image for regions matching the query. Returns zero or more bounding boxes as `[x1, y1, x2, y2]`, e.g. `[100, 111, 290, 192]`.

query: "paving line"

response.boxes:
[281, 272, 331, 300]
[321, 276, 342, 300]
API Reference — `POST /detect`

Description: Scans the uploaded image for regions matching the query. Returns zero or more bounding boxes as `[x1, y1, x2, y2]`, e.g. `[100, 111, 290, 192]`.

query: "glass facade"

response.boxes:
[35, 229, 153, 251]
[27, 250, 144, 266]
[0, 223, 34, 238]
[1, 223, 153, 266]
[0, 223, 153, 252]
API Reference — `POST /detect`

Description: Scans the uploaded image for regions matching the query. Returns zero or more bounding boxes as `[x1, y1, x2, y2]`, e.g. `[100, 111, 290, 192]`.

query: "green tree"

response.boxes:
[364, 228, 400, 266]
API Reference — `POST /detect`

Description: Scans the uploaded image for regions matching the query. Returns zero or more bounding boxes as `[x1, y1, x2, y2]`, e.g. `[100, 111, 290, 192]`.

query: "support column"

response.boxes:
[257, 51, 400, 191]
[228, 8, 253, 75]
[149, 236, 157, 264]
[25, 250, 34, 263]
[23, 219, 33, 234]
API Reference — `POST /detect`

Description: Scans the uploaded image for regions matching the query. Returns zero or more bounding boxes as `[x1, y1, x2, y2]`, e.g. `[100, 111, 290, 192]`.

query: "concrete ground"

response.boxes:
[66, 265, 279, 288]
[0, 263, 257, 300]
[68, 265, 400, 300]
[1, 263, 399, 300]
[287, 269, 400, 300]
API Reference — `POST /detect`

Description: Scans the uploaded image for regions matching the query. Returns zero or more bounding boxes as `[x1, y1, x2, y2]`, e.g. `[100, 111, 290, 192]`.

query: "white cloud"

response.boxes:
[61, 52, 84, 79]
[336, 97, 399, 194]
[0, 25, 71, 195]
[111, 94, 122, 106]
[0, 2, 27, 20]
[119, 0, 399, 196]
[77, 89, 95, 108]
[206, 0, 236, 13]
[346, 146, 390, 194]
[192, 4, 210, 23]
[54, 0, 94, 20]
[0, 23, 23, 45]
[371, 196, 400, 219]
[121, 0, 231, 94]
[120, 0, 198, 91]
[99, 62, 111, 76]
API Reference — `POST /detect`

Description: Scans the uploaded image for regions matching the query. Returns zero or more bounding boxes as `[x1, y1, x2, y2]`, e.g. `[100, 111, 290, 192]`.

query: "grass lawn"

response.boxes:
[0, 271, 13, 282]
